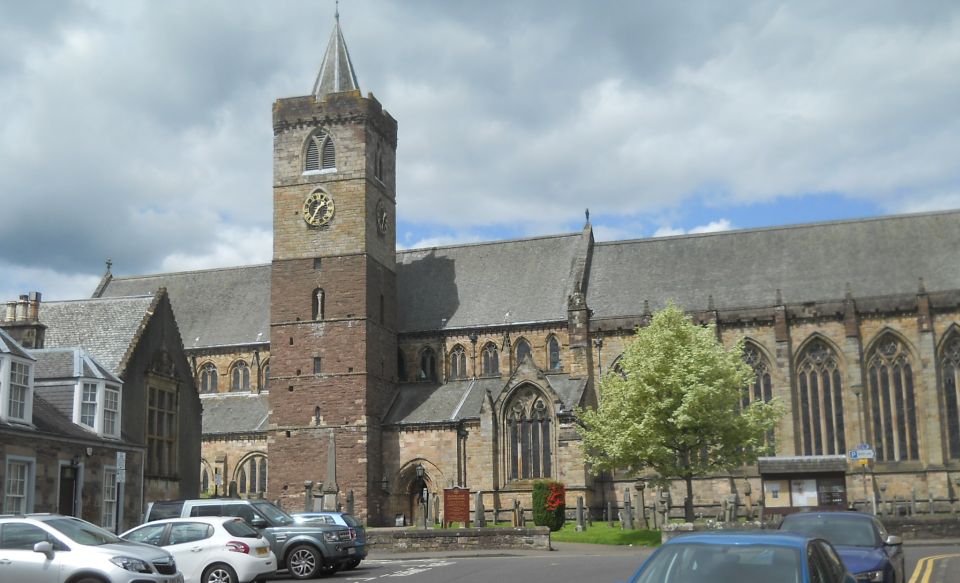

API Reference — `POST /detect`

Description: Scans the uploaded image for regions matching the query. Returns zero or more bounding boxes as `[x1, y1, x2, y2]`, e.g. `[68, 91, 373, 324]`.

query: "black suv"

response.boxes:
[144, 499, 357, 579]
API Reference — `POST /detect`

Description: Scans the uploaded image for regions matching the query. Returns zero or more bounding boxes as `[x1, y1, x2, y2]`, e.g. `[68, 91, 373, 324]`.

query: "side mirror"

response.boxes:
[884, 535, 902, 546]
[33, 540, 54, 559]
[250, 516, 267, 528]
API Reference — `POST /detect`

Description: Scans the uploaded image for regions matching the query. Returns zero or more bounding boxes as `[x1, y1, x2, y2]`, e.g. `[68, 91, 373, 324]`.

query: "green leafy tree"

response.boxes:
[577, 304, 783, 522]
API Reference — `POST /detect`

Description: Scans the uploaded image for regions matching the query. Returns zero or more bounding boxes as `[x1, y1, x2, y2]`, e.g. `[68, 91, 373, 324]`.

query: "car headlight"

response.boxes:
[855, 570, 883, 582]
[109, 556, 153, 573]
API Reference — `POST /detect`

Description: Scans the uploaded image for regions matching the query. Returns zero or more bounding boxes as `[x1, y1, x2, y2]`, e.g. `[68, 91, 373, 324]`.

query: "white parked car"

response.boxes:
[122, 516, 276, 583]
[0, 513, 182, 583]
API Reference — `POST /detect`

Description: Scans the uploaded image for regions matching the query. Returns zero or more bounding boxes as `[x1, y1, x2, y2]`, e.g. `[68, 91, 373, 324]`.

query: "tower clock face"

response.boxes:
[375, 200, 388, 235]
[302, 191, 335, 226]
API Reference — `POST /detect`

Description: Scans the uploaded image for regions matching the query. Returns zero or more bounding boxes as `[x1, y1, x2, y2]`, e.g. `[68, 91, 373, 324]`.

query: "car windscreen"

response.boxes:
[223, 519, 260, 538]
[46, 517, 122, 546]
[632, 542, 801, 583]
[781, 515, 880, 547]
[252, 501, 294, 526]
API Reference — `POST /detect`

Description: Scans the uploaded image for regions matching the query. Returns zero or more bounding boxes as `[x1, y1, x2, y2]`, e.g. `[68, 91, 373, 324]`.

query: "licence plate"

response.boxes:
[347, 547, 356, 555]
[257, 546, 269, 556]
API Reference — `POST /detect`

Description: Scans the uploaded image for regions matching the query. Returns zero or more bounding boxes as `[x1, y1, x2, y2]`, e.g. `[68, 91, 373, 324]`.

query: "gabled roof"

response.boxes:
[312, 12, 360, 97]
[201, 393, 269, 435]
[96, 265, 271, 349]
[39, 294, 157, 374]
[589, 209, 960, 318]
[31, 347, 121, 384]
[396, 233, 584, 332]
[0, 328, 35, 361]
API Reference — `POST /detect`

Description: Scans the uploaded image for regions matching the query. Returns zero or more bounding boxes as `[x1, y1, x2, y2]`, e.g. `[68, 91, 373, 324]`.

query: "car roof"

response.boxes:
[664, 530, 815, 549]
[130, 516, 246, 527]
[782, 511, 874, 522]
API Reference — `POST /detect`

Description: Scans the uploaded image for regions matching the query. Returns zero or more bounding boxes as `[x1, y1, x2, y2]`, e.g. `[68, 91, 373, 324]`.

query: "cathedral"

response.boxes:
[92, 16, 960, 524]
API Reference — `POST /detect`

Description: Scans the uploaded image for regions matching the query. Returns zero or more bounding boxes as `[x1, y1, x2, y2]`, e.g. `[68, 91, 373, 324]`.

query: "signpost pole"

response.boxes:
[115, 452, 126, 534]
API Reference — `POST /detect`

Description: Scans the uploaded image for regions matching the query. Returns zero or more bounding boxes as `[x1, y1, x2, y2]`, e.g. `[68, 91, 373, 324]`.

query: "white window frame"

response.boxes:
[73, 379, 122, 438]
[3, 456, 35, 513]
[0, 355, 34, 424]
[102, 466, 118, 530]
[103, 385, 120, 437]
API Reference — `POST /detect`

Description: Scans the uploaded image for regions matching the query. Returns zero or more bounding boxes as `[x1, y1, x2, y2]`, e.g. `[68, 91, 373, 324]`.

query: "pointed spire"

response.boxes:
[312, 10, 360, 98]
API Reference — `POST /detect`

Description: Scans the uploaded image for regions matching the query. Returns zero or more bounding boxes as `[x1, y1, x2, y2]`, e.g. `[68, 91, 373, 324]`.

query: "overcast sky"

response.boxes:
[2, 1, 958, 302]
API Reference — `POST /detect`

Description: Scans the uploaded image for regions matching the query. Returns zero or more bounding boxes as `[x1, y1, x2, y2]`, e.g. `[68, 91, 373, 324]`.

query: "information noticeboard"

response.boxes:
[443, 488, 471, 527]
[790, 479, 819, 507]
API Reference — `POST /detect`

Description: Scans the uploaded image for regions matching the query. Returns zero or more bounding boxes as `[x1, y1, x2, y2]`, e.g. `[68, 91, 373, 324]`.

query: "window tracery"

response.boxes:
[505, 387, 552, 480]
[796, 339, 846, 456]
[515, 338, 532, 368]
[199, 363, 218, 393]
[450, 345, 467, 380]
[231, 361, 250, 392]
[742, 342, 775, 450]
[867, 334, 919, 461]
[419, 347, 437, 382]
[482, 342, 499, 376]
[941, 333, 960, 459]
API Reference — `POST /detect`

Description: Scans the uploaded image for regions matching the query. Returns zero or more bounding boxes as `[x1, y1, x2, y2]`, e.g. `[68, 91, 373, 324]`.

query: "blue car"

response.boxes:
[780, 511, 904, 583]
[626, 531, 856, 583]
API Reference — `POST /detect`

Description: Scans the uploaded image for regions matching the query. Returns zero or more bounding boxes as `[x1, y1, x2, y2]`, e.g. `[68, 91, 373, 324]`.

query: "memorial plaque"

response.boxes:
[444, 487, 471, 527]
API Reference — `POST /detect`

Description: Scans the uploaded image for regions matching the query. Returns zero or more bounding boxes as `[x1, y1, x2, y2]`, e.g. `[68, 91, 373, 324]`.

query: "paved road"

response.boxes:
[264, 541, 960, 583]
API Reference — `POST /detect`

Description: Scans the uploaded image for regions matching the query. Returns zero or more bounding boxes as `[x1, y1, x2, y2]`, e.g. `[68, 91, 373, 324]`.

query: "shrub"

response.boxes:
[532, 480, 565, 531]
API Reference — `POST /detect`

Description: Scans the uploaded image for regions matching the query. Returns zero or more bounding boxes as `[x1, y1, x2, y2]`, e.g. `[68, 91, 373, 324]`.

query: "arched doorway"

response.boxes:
[392, 460, 440, 527]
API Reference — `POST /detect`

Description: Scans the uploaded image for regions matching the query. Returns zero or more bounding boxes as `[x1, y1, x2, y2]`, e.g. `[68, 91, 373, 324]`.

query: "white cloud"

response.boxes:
[654, 219, 735, 238]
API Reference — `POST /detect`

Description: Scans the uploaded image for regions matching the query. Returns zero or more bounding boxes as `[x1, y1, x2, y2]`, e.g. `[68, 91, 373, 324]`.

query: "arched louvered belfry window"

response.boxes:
[547, 336, 561, 371]
[199, 363, 218, 393]
[796, 339, 846, 456]
[260, 362, 270, 391]
[304, 130, 336, 172]
[482, 342, 499, 376]
[450, 345, 467, 380]
[419, 347, 437, 382]
[231, 361, 250, 392]
[743, 342, 775, 449]
[940, 333, 960, 459]
[866, 334, 919, 461]
[505, 386, 552, 480]
[515, 338, 532, 368]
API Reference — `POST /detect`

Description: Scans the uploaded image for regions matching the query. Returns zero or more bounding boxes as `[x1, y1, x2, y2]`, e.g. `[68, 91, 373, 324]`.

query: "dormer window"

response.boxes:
[74, 379, 122, 438]
[0, 352, 34, 424]
[304, 130, 336, 173]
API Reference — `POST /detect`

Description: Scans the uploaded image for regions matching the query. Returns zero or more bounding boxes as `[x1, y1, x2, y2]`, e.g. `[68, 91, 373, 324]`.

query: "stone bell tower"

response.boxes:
[267, 12, 398, 523]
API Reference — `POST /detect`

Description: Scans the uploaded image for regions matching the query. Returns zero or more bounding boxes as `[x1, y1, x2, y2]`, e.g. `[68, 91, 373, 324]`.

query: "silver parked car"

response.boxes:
[0, 513, 184, 583]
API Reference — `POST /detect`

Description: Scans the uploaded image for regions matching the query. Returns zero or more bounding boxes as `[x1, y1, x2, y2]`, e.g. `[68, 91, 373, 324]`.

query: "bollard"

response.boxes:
[623, 489, 634, 530]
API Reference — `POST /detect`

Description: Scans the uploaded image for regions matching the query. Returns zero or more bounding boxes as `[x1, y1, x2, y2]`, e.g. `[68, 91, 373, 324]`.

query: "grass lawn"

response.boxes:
[551, 522, 661, 546]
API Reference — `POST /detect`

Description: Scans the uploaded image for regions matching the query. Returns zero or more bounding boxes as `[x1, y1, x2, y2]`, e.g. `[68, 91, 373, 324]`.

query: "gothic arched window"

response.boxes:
[450, 345, 467, 380]
[260, 362, 270, 391]
[515, 338, 532, 368]
[505, 388, 552, 480]
[231, 361, 250, 392]
[236, 454, 268, 496]
[940, 333, 960, 459]
[312, 288, 325, 320]
[866, 334, 919, 461]
[201, 467, 209, 493]
[796, 339, 846, 456]
[743, 342, 775, 450]
[304, 130, 336, 172]
[419, 347, 437, 382]
[611, 354, 626, 379]
[199, 363, 218, 393]
[547, 336, 561, 371]
[482, 342, 499, 376]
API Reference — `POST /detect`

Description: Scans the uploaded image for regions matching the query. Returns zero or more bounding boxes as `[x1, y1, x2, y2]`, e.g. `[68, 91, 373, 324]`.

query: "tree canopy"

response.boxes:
[577, 304, 783, 520]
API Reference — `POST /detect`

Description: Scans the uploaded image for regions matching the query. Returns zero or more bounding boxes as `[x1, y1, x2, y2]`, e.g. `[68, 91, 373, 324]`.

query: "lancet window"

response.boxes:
[505, 388, 552, 480]
[866, 334, 919, 461]
[796, 339, 846, 456]
[482, 342, 499, 376]
[941, 333, 960, 459]
[450, 345, 467, 380]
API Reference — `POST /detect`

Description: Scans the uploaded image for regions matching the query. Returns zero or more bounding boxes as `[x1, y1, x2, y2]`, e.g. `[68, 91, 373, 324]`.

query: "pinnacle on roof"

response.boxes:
[312, 9, 360, 98]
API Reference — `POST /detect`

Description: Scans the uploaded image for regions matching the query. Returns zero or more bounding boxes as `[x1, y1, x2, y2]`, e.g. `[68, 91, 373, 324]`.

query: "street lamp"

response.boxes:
[851, 384, 874, 514]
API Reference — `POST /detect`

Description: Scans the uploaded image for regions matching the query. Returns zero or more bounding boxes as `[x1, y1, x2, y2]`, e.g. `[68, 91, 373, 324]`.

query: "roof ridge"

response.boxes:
[107, 263, 271, 281]
[596, 208, 960, 247]
[397, 231, 581, 255]
[42, 294, 156, 305]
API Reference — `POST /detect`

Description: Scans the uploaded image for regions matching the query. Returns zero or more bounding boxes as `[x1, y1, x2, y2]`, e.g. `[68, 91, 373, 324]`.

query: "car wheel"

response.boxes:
[344, 558, 361, 570]
[287, 544, 322, 579]
[202, 562, 238, 583]
[75, 578, 109, 583]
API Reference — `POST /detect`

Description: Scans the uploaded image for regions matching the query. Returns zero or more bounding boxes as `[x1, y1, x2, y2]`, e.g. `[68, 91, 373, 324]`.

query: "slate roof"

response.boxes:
[312, 14, 360, 97]
[589, 210, 960, 318]
[39, 295, 156, 374]
[383, 373, 587, 426]
[201, 393, 270, 435]
[0, 328, 35, 360]
[96, 265, 271, 349]
[396, 233, 583, 332]
[31, 348, 121, 383]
